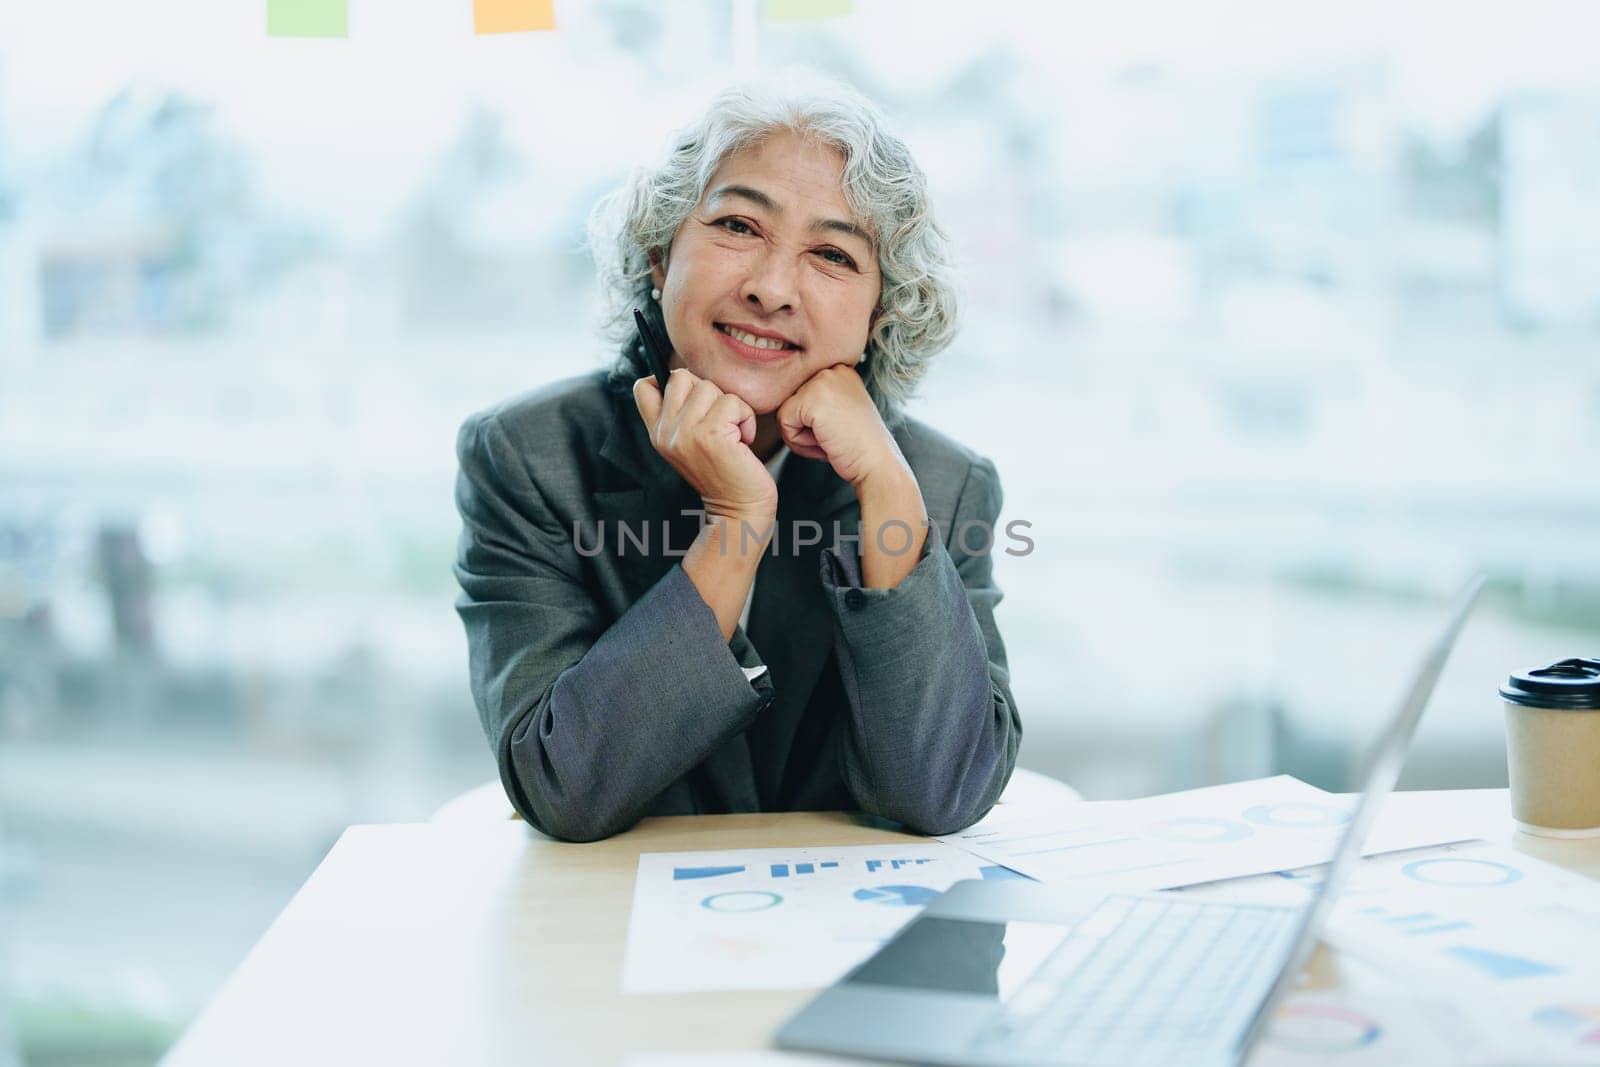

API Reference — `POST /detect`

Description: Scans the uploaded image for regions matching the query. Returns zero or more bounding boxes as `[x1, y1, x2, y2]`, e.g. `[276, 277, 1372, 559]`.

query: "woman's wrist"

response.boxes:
[683, 513, 773, 641]
[700, 489, 778, 524]
[855, 462, 929, 590]
[699, 509, 776, 555]
[854, 456, 921, 517]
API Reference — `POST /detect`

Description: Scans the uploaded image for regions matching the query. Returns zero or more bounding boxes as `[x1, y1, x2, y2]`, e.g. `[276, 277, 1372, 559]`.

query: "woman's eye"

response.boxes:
[717, 218, 755, 236]
[817, 248, 857, 269]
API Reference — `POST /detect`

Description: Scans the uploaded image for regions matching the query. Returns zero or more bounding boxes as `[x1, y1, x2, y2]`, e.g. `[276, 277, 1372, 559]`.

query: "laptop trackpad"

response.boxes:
[845, 916, 1073, 999]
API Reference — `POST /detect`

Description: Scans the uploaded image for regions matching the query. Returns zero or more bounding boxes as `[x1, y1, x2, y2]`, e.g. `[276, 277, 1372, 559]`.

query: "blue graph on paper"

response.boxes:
[1446, 946, 1562, 979]
[865, 858, 936, 873]
[1358, 905, 1473, 937]
[854, 885, 940, 907]
[1401, 858, 1524, 888]
[673, 865, 746, 880]
[769, 862, 840, 878]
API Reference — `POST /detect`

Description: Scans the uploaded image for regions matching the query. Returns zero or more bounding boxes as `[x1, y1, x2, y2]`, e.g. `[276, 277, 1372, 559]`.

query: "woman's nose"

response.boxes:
[739, 248, 799, 313]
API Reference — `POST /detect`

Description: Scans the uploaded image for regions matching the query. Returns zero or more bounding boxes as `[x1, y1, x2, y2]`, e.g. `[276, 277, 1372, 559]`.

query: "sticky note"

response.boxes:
[474, 0, 556, 34]
[762, 0, 851, 21]
[267, 0, 349, 37]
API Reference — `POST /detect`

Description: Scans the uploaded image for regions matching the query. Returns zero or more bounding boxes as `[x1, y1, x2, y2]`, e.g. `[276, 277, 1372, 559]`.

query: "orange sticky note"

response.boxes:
[474, 0, 555, 34]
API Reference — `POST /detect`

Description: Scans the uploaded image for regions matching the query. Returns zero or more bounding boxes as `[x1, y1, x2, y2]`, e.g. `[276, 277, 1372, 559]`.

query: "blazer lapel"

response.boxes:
[744, 453, 860, 808]
[593, 383, 862, 813]
[593, 387, 760, 812]
[595, 387, 682, 606]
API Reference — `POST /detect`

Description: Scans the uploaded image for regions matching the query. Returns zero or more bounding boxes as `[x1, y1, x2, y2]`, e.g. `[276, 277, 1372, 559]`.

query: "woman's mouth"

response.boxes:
[715, 323, 801, 364]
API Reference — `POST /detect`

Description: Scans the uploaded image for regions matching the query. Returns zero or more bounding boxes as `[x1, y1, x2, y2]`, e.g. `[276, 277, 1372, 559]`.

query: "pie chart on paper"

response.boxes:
[853, 885, 939, 907]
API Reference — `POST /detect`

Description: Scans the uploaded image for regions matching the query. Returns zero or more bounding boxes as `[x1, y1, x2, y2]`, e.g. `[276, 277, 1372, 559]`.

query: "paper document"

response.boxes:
[1178, 840, 1600, 1064]
[622, 842, 1017, 993]
[1251, 991, 1513, 1066]
[938, 776, 1485, 891]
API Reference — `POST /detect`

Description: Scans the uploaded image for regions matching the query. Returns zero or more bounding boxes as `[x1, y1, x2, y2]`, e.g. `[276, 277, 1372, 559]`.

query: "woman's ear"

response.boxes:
[648, 248, 666, 294]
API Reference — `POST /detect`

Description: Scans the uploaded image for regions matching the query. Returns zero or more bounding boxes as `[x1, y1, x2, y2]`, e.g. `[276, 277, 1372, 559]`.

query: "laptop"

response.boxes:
[775, 575, 1485, 1067]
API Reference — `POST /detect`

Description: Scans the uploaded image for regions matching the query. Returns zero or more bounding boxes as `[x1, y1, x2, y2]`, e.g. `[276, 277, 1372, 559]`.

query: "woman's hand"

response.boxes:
[781, 363, 929, 588]
[633, 369, 777, 522]
[635, 369, 777, 640]
[777, 364, 907, 491]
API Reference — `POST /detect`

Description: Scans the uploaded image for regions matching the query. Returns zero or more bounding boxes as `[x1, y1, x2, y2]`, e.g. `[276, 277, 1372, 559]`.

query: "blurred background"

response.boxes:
[1, 0, 1597, 1062]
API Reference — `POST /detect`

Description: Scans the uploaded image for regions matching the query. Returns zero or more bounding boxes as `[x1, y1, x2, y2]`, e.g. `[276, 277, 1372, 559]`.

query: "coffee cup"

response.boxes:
[1500, 657, 1600, 837]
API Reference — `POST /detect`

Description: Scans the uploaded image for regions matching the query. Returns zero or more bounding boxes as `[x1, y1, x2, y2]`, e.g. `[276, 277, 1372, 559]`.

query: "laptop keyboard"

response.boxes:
[967, 895, 1299, 1065]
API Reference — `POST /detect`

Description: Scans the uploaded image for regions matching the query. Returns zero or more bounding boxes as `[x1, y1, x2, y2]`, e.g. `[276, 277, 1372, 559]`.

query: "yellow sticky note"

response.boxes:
[267, 0, 348, 37]
[762, 0, 851, 21]
[474, 0, 556, 34]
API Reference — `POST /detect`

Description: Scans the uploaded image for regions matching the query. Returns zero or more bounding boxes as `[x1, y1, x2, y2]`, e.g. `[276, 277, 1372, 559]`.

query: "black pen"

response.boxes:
[633, 308, 672, 391]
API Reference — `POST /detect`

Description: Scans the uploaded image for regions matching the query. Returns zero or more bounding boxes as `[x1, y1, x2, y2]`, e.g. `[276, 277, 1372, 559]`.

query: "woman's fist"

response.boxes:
[633, 369, 778, 522]
[777, 363, 903, 489]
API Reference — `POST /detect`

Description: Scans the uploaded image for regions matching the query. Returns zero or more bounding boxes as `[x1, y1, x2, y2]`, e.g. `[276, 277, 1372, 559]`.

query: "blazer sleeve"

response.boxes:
[818, 455, 1022, 835]
[452, 411, 774, 842]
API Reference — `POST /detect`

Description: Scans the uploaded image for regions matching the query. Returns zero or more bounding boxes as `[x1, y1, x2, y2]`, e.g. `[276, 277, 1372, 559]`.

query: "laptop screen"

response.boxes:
[845, 916, 1073, 998]
[1232, 574, 1485, 1057]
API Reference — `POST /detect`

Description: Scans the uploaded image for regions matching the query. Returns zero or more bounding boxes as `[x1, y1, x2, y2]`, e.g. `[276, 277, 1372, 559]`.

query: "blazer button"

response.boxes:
[844, 588, 868, 611]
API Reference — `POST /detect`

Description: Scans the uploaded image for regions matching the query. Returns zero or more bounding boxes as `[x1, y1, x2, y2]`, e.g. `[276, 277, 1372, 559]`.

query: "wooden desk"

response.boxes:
[162, 791, 1599, 1067]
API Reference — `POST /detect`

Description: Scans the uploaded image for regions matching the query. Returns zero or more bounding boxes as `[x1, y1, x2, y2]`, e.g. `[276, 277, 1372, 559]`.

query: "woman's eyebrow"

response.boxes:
[812, 216, 875, 252]
[708, 183, 780, 214]
[707, 183, 876, 252]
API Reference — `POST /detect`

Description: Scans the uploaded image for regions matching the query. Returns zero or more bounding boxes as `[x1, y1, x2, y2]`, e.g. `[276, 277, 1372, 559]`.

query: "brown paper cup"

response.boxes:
[1503, 700, 1600, 836]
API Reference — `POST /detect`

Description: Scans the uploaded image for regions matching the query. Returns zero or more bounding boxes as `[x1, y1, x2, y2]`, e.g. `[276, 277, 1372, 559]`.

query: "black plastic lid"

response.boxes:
[1501, 657, 1600, 710]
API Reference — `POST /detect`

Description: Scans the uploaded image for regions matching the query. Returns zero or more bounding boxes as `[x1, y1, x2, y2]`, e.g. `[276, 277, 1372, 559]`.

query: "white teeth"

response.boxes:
[723, 325, 790, 350]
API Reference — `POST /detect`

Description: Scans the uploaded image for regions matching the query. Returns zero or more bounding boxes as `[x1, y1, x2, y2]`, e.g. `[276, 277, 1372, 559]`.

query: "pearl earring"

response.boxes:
[858, 351, 870, 367]
[650, 287, 661, 301]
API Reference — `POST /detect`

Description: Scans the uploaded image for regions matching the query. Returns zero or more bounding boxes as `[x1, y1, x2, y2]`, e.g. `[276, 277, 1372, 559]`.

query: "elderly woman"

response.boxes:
[452, 75, 1020, 842]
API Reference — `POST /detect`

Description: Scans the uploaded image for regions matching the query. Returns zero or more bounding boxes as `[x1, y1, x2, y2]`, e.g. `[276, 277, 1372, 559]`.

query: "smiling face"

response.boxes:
[650, 129, 882, 415]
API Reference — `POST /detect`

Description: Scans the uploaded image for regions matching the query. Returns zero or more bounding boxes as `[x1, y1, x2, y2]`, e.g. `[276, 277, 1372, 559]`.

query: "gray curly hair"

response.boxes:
[586, 70, 959, 426]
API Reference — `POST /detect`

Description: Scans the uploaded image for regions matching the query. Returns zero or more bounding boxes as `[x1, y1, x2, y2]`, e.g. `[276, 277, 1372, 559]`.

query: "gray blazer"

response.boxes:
[452, 369, 1021, 841]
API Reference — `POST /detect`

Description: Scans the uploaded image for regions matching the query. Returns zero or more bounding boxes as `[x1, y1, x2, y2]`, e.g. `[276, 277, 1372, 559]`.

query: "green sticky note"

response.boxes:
[762, 0, 852, 21]
[268, 0, 349, 38]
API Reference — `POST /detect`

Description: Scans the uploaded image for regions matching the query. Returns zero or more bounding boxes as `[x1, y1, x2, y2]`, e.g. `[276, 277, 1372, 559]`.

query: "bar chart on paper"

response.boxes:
[1182, 839, 1600, 1062]
[622, 843, 995, 993]
[1325, 842, 1600, 988]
